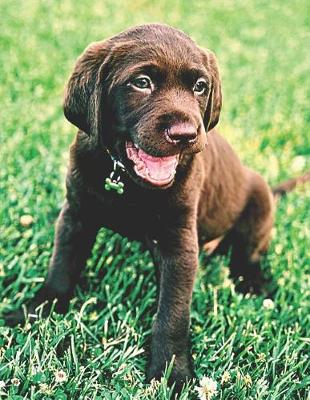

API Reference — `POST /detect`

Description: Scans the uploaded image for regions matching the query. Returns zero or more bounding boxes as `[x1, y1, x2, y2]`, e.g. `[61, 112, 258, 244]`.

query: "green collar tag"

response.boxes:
[105, 177, 124, 194]
[104, 158, 125, 195]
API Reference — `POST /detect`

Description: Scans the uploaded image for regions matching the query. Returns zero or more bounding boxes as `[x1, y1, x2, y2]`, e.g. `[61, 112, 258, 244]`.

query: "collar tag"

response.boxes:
[105, 159, 125, 195]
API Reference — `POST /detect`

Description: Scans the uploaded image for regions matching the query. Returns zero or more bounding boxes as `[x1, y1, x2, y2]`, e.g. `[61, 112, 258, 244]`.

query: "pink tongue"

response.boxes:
[138, 149, 177, 180]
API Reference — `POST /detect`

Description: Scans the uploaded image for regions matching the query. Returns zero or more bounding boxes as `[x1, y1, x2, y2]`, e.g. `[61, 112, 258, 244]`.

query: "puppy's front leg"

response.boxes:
[147, 221, 198, 390]
[42, 200, 100, 307]
[5, 200, 99, 326]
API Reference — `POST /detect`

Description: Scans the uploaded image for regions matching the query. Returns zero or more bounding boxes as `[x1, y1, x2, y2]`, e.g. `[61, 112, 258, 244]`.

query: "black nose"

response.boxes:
[165, 122, 197, 144]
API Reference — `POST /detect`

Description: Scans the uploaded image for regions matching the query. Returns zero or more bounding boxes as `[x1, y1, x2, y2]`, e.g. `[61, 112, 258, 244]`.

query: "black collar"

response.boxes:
[105, 148, 126, 172]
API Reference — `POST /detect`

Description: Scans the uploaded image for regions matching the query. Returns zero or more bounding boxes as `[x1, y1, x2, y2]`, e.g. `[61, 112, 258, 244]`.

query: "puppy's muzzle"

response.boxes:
[165, 122, 198, 145]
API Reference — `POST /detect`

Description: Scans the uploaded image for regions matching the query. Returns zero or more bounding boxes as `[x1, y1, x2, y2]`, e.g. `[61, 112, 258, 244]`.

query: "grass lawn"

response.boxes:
[0, 0, 309, 398]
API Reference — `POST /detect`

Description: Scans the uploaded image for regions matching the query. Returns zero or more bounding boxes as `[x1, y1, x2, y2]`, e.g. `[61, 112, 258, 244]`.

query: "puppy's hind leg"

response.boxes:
[228, 171, 274, 294]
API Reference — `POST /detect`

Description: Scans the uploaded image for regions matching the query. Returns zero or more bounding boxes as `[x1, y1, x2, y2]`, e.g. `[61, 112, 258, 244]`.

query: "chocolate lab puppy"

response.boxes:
[5, 23, 309, 389]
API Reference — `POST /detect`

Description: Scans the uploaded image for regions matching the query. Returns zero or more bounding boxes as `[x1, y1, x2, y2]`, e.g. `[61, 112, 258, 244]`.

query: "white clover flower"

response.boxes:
[257, 353, 266, 362]
[19, 214, 34, 227]
[144, 378, 160, 396]
[263, 299, 275, 310]
[195, 376, 218, 400]
[243, 374, 252, 387]
[54, 370, 68, 383]
[221, 371, 231, 384]
[39, 383, 49, 392]
[39, 383, 53, 395]
[11, 377, 20, 386]
[0, 381, 5, 389]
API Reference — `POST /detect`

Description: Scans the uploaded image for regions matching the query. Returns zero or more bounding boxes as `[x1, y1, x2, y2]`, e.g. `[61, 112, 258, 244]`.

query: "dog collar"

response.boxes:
[104, 149, 126, 195]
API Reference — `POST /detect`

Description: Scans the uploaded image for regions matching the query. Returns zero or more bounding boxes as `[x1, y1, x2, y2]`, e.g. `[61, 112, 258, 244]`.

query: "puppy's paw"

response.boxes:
[147, 357, 193, 393]
[235, 275, 277, 298]
[4, 308, 27, 327]
[235, 277, 265, 295]
[3, 286, 70, 327]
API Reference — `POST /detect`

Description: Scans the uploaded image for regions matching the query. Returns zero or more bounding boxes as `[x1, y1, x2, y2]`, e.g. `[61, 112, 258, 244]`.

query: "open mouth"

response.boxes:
[125, 141, 179, 187]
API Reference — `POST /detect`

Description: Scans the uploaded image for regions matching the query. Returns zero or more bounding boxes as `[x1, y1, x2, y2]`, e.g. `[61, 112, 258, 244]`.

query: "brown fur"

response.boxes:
[5, 24, 309, 391]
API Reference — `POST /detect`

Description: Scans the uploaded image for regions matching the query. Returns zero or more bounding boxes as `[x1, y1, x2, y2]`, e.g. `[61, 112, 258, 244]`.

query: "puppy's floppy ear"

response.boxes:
[63, 41, 110, 135]
[200, 48, 222, 131]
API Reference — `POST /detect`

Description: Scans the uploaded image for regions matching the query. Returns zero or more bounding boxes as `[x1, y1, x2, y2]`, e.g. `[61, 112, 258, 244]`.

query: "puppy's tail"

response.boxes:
[272, 171, 310, 198]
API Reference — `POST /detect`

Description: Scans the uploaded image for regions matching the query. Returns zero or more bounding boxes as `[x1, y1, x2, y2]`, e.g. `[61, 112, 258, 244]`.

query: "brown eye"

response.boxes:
[193, 78, 208, 95]
[133, 77, 151, 89]
[129, 75, 154, 92]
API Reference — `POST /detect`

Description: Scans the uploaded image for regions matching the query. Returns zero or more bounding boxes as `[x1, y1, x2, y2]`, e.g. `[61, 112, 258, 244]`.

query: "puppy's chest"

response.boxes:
[95, 191, 163, 241]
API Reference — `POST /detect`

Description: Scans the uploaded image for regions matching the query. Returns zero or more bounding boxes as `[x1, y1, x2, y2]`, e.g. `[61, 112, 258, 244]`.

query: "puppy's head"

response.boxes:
[64, 24, 222, 189]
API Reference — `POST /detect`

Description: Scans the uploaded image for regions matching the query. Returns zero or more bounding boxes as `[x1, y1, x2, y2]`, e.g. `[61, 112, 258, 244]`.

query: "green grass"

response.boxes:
[0, 0, 309, 398]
